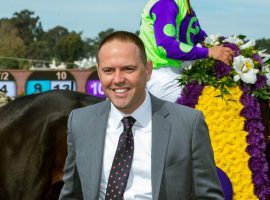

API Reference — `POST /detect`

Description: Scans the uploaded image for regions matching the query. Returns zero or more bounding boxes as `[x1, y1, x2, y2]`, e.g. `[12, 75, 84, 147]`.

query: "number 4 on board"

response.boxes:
[0, 85, 7, 93]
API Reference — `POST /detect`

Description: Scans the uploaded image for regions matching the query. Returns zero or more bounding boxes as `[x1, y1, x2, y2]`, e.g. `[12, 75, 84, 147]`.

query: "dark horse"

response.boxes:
[0, 90, 103, 200]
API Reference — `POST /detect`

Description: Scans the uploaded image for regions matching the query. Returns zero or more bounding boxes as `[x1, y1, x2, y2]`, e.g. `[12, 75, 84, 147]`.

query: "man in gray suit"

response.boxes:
[59, 31, 224, 200]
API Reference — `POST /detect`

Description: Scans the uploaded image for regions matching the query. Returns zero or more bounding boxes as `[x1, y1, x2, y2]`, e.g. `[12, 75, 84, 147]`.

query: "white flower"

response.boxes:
[240, 39, 256, 50]
[196, 43, 202, 48]
[258, 50, 270, 62]
[223, 35, 244, 45]
[204, 34, 221, 46]
[182, 61, 194, 70]
[262, 65, 270, 86]
[233, 55, 259, 84]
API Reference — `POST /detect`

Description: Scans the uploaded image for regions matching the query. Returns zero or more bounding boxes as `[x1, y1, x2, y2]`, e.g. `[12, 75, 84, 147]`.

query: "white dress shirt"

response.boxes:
[99, 92, 152, 200]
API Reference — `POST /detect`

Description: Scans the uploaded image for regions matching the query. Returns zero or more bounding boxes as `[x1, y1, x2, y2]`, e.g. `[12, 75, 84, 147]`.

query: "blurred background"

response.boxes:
[0, 0, 269, 69]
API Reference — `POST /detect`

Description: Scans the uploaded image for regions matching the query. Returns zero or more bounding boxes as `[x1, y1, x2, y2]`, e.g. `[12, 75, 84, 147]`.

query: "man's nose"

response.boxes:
[113, 71, 125, 84]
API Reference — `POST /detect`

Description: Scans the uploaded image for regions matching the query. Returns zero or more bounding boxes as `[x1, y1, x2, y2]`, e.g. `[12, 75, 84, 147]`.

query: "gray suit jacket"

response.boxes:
[59, 95, 224, 200]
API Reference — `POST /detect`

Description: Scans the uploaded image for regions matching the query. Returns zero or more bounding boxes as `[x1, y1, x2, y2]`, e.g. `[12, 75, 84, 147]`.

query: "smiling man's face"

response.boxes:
[97, 40, 152, 114]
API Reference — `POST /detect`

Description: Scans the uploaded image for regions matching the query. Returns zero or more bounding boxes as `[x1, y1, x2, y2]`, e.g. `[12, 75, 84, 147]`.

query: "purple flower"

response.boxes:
[244, 120, 265, 134]
[253, 173, 268, 186]
[214, 61, 231, 79]
[177, 81, 204, 108]
[240, 84, 251, 93]
[240, 92, 262, 120]
[246, 134, 267, 150]
[246, 134, 265, 145]
[255, 75, 267, 89]
[246, 146, 262, 157]
[249, 157, 266, 172]
[241, 89, 270, 199]
[255, 186, 270, 200]
[253, 54, 264, 67]
[240, 92, 258, 107]
[223, 42, 240, 56]
[240, 106, 261, 119]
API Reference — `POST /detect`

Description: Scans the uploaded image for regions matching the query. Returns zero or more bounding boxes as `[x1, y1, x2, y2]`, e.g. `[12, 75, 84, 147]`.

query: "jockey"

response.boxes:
[139, 0, 233, 102]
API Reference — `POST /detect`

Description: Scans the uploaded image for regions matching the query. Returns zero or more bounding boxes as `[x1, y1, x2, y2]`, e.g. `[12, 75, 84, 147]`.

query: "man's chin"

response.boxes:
[109, 95, 129, 106]
[113, 103, 128, 110]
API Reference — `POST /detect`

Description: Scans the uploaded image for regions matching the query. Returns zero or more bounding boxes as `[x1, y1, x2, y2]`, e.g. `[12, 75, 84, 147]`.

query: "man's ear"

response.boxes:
[146, 60, 153, 81]
[96, 64, 101, 78]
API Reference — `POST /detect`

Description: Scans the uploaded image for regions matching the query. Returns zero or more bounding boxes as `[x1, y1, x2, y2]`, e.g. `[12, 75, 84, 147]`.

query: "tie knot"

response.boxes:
[121, 116, 136, 130]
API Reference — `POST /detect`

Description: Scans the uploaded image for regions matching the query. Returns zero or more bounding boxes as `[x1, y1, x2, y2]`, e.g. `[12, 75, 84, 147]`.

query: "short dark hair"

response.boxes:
[96, 31, 147, 65]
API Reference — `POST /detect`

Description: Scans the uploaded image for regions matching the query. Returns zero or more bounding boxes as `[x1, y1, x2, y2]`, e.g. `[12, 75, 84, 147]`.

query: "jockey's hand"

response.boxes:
[208, 45, 234, 65]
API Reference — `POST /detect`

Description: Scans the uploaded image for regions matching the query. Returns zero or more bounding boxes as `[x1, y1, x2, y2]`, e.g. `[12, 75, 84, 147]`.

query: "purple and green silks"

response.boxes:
[139, 0, 208, 69]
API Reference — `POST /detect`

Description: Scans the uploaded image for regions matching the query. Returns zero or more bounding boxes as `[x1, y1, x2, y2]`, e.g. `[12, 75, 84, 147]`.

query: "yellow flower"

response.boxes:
[196, 86, 257, 200]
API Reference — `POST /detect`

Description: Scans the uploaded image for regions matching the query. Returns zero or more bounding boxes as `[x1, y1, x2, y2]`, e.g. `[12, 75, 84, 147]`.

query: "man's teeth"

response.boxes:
[114, 89, 127, 93]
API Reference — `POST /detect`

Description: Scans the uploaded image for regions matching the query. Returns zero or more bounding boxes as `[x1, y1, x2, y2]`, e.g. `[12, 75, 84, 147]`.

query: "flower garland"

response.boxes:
[177, 83, 270, 199]
[176, 81, 204, 108]
[179, 35, 270, 100]
[177, 35, 270, 199]
[193, 86, 257, 199]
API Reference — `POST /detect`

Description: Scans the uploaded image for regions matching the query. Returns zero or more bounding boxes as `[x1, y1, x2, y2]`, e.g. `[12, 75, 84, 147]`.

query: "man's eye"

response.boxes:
[103, 69, 112, 74]
[125, 67, 135, 73]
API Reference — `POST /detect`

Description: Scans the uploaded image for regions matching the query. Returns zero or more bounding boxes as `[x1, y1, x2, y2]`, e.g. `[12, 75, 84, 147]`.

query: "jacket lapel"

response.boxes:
[87, 101, 110, 199]
[150, 95, 171, 200]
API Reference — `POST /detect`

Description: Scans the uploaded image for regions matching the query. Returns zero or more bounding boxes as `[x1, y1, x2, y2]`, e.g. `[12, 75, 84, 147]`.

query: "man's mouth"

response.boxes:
[113, 88, 129, 94]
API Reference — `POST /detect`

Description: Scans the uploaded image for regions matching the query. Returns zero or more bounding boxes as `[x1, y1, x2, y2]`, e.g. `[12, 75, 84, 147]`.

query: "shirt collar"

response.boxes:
[110, 91, 152, 129]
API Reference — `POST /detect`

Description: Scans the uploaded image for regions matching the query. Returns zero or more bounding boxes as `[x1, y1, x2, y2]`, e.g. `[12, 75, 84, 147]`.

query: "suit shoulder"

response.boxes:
[165, 101, 200, 116]
[71, 100, 109, 117]
[172, 102, 199, 113]
[151, 94, 201, 118]
[162, 101, 204, 125]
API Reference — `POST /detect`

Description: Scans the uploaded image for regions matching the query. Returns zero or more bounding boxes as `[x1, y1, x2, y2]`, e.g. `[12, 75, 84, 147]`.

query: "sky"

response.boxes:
[1, 0, 270, 40]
